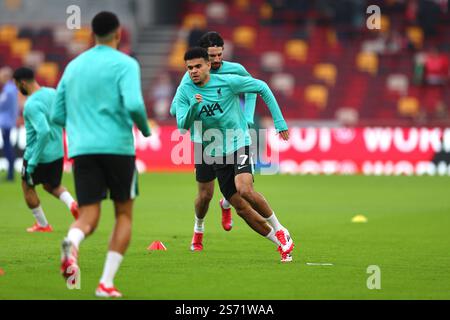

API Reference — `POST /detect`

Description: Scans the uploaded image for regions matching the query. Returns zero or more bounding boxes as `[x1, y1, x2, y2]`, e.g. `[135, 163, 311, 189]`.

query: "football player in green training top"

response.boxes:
[13, 67, 79, 232]
[52, 11, 151, 298]
[171, 31, 258, 251]
[174, 47, 295, 262]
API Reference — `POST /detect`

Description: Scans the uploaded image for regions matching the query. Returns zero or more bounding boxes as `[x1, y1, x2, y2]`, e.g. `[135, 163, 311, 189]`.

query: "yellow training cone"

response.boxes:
[352, 215, 368, 223]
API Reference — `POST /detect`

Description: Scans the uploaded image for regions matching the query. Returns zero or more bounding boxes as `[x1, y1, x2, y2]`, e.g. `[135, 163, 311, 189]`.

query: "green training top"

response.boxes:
[51, 45, 151, 158]
[23, 87, 64, 173]
[174, 74, 288, 157]
[170, 61, 257, 143]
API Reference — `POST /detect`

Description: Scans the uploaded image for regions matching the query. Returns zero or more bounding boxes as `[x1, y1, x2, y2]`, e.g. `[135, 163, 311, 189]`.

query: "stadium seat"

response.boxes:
[10, 38, 32, 60]
[313, 63, 337, 86]
[380, 15, 390, 33]
[182, 14, 207, 30]
[285, 39, 308, 62]
[305, 85, 328, 109]
[356, 51, 378, 75]
[23, 50, 45, 68]
[335, 107, 359, 125]
[169, 40, 188, 71]
[67, 41, 89, 56]
[5, 0, 22, 11]
[0, 25, 18, 44]
[235, 0, 250, 11]
[270, 73, 295, 96]
[261, 51, 284, 72]
[233, 26, 256, 49]
[36, 62, 59, 86]
[18, 27, 34, 40]
[327, 29, 337, 47]
[361, 39, 385, 54]
[397, 96, 419, 116]
[260, 3, 273, 20]
[223, 39, 234, 60]
[406, 26, 424, 49]
[386, 74, 409, 96]
[206, 2, 228, 23]
[73, 27, 92, 45]
[53, 26, 74, 46]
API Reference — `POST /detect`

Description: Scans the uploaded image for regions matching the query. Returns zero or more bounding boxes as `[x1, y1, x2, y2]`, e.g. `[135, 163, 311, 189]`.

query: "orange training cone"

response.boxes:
[147, 241, 167, 251]
[0, 268, 4, 276]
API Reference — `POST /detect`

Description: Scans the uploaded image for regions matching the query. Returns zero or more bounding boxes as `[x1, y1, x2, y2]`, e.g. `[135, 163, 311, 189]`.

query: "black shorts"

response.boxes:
[194, 143, 216, 183]
[73, 154, 138, 206]
[212, 146, 254, 201]
[22, 158, 63, 188]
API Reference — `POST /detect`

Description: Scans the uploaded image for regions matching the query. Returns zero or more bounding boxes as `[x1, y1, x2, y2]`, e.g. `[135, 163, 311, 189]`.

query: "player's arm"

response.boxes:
[228, 75, 288, 136]
[119, 60, 151, 137]
[175, 88, 200, 130]
[26, 103, 51, 174]
[51, 75, 67, 127]
[169, 72, 190, 117]
[243, 93, 257, 126]
[236, 64, 258, 126]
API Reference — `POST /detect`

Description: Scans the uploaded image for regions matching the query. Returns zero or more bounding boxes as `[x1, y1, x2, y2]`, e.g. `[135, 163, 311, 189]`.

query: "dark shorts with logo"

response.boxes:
[22, 158, 63, 189]
[194, 143, 216, 183]
[73, 154, 138, 206]
[212, 146, 254, 201]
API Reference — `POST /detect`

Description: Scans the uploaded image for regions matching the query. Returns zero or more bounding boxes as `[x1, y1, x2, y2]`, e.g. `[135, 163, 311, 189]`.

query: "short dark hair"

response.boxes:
[92, 11, 120, 37]
[13, 67, 34, 82]
[198, 31, 224, 48]
[184, 47, 209, 61]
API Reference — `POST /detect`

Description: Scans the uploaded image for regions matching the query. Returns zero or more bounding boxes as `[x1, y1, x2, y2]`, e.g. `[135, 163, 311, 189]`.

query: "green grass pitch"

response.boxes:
[0, 173, 449, 300]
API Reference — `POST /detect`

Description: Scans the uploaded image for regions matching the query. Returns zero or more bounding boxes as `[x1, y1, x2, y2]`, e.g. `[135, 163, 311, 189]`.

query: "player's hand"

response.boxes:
[195, 94, 203, 103]
[22, 167, 34, 187]
[26, 173, 34, 187]
[278, 130, 290, 141]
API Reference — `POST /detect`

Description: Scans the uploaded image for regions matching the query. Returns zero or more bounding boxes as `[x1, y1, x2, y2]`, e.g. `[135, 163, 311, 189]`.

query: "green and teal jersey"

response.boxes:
[174, 74, 288, 157]
[52, 45, 151, 158]
[23, 87, 64, 172]
[170, 61, 257, 143]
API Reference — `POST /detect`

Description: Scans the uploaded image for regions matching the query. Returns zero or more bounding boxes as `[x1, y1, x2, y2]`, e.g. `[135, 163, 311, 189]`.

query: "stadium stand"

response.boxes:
[0, 23, 131, 87]
[157, 0, 450, 126]
[1, 0, 449, 127]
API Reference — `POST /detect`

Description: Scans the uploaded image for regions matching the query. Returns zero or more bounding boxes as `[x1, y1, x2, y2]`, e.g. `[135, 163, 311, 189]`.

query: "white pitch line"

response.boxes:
[306, 263, 334, 266]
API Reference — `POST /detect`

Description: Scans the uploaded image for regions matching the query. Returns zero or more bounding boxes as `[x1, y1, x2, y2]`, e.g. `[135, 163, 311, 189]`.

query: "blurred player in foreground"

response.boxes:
[52, 12, 151, 298]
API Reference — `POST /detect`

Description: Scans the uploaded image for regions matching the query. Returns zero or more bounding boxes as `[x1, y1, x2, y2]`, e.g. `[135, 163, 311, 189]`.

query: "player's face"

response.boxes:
[207, 46, 224, 70]
[186, 58, 211, 85]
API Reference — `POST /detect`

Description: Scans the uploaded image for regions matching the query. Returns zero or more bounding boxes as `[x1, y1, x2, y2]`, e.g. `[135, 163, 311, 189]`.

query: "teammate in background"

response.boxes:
[12, 68, 79, 232]
[52, 12, 151, 298]
[0, 67, 18, 182]
[171, 32, 258, 251]
[174, 47, 294, 262]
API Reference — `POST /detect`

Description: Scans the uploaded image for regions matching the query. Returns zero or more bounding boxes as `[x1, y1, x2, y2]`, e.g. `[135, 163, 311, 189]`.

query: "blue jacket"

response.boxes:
[0, 80, 18, 129]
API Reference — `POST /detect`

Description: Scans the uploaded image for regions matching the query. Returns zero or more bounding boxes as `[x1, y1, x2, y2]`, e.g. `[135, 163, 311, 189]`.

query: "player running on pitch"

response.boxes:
[12, 67, 79, 232]
[174, 47, 294, 262]
[52, 12, 151, 298]
[171, 32, 258, 251]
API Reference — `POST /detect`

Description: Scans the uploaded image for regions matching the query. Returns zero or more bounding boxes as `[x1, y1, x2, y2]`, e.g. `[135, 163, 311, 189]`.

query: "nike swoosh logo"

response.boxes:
[238, 166, 248, 170]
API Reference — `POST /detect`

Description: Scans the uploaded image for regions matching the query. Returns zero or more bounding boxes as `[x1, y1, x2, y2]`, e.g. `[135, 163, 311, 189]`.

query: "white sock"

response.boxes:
[67, 228, 85, 249]
[59, 191, 75, 210]
[265, 212, 283, 232]
[100, 251, 123, 288]
[265, 226, 280, 246]
[194, 216, 204, 233]
[32, 206, 49, 227]
[221, 198, 231, 209]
